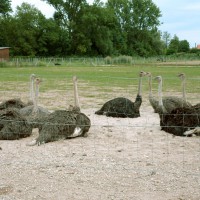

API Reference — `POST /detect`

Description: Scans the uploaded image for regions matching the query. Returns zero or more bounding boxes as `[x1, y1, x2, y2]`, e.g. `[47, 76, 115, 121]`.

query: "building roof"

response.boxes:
[0, 47, 10, 50]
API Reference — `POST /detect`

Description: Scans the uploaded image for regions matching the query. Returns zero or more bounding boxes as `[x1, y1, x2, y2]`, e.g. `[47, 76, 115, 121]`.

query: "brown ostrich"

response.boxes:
[27, 76, 91, 146]
[95, 71, 147, 118]
[154, 76, 200, 137]
[146, 72, 191, 113]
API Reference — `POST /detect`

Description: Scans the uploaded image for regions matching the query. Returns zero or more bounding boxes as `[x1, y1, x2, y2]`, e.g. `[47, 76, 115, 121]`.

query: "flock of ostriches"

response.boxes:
[0, 72, 199, 146]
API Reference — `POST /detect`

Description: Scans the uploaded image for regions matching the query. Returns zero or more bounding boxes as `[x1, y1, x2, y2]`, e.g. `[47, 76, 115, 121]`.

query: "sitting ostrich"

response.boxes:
[20, 77, 50, 128]
[95, 71, 147, 118]
[0, 74, 36, 111]
[146, 72, 191, 113]
[27, 76, 91, 146]
[154, 76, 200, 137]
[0, 108, 32, 140]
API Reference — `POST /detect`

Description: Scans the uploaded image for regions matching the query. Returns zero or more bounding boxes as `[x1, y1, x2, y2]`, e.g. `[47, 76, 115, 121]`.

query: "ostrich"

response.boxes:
[0, 74, 36, 111]
[20, 78, 50, 128]
[0, 108, 32, 140]
[27, 75, 91, 145]
[154, 76, 200, 137]
[95, 71, 147, 118]
[146, 72, 191, 113]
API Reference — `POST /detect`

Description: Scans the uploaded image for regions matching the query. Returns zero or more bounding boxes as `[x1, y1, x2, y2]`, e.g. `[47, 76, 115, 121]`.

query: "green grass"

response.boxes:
[0, 64, 199, 93]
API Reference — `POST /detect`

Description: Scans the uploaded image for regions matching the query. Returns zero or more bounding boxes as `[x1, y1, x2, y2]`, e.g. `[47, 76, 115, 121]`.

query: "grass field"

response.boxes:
[0, 64, 199, 94]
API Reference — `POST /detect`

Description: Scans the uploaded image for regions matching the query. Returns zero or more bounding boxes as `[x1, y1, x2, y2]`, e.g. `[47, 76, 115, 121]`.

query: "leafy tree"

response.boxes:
[178, 40, 190, 52]
[167, 35, 179, 55]
[0, 0, 12, 16]
[106, 0, 162, 56]
[162, 31, 171, 48]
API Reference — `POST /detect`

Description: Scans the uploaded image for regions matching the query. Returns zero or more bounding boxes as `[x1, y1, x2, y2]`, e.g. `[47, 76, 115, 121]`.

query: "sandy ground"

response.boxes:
[0, 87, 200, 200]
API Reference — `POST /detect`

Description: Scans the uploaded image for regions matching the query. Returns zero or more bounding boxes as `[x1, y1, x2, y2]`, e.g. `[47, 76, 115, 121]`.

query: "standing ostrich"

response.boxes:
[95, 71, 147, 118]
[0, 74, 36, 111]
[27, 76, 91, 145]
[0, 108, 32, 140]
[146, 72, 191, 113]
[20, 78, 50, 128]
[154, 76, 200, 137]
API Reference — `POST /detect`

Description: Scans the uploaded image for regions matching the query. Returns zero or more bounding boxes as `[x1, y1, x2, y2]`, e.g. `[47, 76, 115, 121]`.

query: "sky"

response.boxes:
[11, 0, 200, 48]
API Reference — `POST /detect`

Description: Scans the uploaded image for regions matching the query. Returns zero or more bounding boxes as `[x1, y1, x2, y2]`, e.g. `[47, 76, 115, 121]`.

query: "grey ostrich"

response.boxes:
[95, 71, 147, 118]
[146, 72, 191, 113]
[20, 78, 50, 128]
[0, 74, 36, 111]
[154, 76, 200, 137]
[28, 76, 91, 145]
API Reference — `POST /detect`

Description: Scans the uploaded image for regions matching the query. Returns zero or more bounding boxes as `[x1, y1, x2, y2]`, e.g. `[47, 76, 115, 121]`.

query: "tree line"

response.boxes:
[0, 0, 192, 57]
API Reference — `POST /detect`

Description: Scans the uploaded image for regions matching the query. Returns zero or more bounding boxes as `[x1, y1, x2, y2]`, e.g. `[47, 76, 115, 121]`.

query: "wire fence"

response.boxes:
[0, 72, 199, 199]
[0, 56, 200, 68]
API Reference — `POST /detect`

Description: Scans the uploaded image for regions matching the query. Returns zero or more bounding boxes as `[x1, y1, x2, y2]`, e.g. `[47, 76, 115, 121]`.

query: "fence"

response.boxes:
[0, 70, 199, 199]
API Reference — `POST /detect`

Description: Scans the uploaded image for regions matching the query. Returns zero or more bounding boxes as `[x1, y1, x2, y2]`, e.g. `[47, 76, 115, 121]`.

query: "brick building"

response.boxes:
[0, 47, 10, 61]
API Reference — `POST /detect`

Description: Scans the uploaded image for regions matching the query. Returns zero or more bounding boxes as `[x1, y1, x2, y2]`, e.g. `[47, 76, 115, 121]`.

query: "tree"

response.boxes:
[162, 31, 171, 48]
[167, 35, 179, 55]
[106, 0, 163, 56]
[0, 0, 12, 16]
[178, 40, 190, 52]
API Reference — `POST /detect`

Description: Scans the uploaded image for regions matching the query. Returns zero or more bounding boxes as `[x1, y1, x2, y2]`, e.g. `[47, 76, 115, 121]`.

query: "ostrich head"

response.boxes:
[154, 76, 162, 83]
[177, 73, 185, 81]
[35, 78, 42, 87]
[146, 72, 152, 77]
[139, 71, 147, 77]
[30, 74, 36, 80]
[73, 75, 78, 82]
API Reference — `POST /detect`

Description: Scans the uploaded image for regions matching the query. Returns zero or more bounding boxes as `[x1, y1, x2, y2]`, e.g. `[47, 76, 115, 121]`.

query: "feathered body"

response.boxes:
[95, 71, 146, 118]
[155, 76, 200, 137]
[0, 98, 29, 110]
[0, 108, 32, 140]
[160, 105, 200, 136]
[95, 95, 142, 118]
[35, 110, 90, 144]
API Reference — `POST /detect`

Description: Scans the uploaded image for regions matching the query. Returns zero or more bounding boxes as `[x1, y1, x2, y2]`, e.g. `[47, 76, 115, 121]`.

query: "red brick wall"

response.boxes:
[197, 44, 200, 49]
[0, 48, 9, 61]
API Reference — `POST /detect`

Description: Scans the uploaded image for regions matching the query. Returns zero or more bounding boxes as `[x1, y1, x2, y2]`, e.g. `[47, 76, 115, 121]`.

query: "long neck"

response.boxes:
[73, 78, 80, 109]
[182, 78, 186, 101]
[33, 82, 39, 112]
[158, 79, 163, 107]
[148, 75, 153, 98]
[138, 76, 142, 96]
[30, 76, 35, 102]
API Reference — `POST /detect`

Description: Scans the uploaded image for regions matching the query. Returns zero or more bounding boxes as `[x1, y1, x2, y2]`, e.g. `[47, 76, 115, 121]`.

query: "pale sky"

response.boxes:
[11, 0, 200, 48]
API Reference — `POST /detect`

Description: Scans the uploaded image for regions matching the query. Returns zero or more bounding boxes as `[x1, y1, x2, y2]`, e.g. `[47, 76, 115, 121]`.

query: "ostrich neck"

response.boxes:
[182, 79, 186, 100]
[148, 76, 153, 97]
[138, 76, 142, 96]
[73, 79, 80, 109]
[33, 83, 39, 112]
[30, 77, 34, 102]
[158, 79, 163, 107]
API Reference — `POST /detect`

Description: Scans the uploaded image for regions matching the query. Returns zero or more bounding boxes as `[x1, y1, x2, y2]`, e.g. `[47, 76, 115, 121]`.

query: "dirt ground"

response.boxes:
[0, 87, 200, 200]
